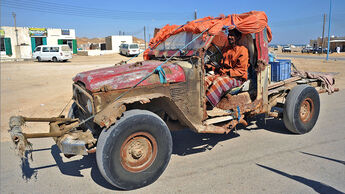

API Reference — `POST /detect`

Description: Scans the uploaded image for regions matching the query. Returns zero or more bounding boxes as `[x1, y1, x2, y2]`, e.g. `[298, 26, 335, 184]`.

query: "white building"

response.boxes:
[0, 26, 77, 59]
[105, 35, 133, 53]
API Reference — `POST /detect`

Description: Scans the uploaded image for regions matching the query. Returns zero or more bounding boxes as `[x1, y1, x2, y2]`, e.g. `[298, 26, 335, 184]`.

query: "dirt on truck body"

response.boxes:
[8, 11, 337, 190]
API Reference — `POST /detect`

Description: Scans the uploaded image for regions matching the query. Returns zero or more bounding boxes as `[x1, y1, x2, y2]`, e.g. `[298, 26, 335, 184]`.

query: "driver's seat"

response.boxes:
[228, 33, 256, 94]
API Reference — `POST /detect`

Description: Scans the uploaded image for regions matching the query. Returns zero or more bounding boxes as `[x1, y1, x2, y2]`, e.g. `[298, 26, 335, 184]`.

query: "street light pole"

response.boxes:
[12, 12, 21, 59]
[326, 0, 332, 61]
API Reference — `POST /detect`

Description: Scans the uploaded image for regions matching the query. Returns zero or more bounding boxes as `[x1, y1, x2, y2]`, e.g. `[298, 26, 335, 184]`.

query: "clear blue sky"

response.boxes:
[1, 0, 344, 45]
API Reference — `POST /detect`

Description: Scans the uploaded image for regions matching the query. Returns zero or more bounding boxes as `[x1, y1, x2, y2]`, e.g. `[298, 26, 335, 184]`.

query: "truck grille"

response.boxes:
[73, 83, 94, 116]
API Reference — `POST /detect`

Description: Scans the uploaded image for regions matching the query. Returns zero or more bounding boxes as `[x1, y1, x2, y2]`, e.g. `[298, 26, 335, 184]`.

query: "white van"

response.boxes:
[119, 43, 140, 56]
[33, 45, 72, 62]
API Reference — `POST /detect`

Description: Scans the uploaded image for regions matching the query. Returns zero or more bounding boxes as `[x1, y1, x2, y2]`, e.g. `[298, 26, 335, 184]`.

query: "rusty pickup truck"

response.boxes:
[8, 11, 337, 190]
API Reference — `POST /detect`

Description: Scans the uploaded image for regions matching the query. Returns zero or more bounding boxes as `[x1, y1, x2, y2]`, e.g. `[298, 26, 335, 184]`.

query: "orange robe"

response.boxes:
[219, 45, 249, 80]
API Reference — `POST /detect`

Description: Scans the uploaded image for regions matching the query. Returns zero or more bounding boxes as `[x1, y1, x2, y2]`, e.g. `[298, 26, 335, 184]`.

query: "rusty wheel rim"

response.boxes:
[120, 132, 157, 173]
[300, 98, 314, 123]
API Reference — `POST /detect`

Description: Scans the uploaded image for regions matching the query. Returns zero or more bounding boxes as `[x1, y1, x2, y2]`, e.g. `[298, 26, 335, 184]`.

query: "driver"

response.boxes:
[205, 29, 249, 107]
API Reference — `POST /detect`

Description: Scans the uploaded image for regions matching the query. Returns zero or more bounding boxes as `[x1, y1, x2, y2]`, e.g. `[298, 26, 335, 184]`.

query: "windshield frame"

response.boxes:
[147, 32, 213, 59]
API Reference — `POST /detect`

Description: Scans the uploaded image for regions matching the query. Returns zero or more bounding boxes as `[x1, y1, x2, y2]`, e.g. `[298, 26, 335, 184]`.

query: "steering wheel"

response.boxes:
[204, 43, 223, 69]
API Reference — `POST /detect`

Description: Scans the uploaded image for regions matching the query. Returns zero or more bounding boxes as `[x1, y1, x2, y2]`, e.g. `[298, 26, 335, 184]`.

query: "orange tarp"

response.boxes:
[144, 11, 272, 60]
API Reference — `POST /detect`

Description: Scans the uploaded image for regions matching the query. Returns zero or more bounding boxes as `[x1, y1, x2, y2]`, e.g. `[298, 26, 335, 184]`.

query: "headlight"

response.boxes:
[86, 99, 93, 113]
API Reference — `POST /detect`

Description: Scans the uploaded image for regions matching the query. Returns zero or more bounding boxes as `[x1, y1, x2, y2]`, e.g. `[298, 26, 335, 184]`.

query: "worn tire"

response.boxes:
[283, 85, 320, 134]
[96, 109, 172, 190]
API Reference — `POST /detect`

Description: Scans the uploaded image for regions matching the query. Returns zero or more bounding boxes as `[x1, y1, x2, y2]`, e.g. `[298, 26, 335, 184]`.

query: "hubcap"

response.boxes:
[120, 132, 157, 173]
[300, 98, 314, 123]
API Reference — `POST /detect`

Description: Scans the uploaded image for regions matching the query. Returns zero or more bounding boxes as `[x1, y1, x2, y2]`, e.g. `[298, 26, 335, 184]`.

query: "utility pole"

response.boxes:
[144, 26, 146, 50]
[326, 0, 332, 61]
[12, 12, 20, 59]
[321, 14, 326, 53]
[194, 9, 197, 20]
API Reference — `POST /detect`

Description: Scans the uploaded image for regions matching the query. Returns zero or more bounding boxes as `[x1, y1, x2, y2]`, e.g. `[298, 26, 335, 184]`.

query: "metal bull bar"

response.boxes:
[9, 116, 81, 158]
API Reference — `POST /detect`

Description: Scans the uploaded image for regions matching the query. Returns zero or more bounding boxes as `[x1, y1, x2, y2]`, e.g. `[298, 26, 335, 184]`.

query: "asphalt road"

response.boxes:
[1, 90, 345, 193]
[277, 54, 345, 61]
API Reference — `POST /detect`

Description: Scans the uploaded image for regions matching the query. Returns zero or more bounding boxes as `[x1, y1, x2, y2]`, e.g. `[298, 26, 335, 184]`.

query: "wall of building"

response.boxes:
[106, 35, 133, 53]
[47, 28, 76, 45]
[1, 26, 32, 59]
[310, 36, 345, 51]
[0, 26, 77, 59]
[330, 41, 345, 52]
[105, 36, 112, 50]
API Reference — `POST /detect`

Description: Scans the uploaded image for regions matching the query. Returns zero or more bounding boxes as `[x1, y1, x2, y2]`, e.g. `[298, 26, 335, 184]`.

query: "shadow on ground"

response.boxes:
[256, 164, 344, 194]
[20, 128, 239, 190]
[171, 129, 239, 156]
[245, 114, 293, 135]
[300, 151, 345, 165]
[21, 145, 121, 190]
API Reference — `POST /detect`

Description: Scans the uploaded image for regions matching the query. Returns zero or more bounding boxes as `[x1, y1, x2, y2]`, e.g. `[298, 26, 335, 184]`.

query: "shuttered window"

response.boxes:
[4, 38, 12, 56]
[72, 39, 77, 54]
[0, 38, 5, 51]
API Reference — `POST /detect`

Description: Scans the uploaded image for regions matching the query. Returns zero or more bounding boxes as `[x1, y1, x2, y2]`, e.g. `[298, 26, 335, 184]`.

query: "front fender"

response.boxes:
[94, 93, 167, 128]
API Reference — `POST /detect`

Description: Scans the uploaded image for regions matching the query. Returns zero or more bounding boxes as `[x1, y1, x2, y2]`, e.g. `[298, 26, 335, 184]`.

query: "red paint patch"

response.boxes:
[73, 61, 186, 92]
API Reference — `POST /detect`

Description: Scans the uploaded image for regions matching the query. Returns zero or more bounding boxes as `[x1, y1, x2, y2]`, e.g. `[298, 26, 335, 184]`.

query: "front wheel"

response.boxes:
[96, 109, 172, 190]
[283, 85, 320, 134]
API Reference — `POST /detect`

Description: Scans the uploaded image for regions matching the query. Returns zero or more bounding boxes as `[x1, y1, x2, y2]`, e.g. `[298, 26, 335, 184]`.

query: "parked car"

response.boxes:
[119, 43, 140, 56]
[313, 47, 331, 54]
[33, 45, 72, 62]
[301, 46, 313, 53]
[282, 46, 291, 53]
[273, 45, 278, 50]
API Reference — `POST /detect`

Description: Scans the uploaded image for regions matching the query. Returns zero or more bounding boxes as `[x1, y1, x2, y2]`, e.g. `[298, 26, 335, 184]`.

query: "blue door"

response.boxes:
[31, 37, 36, 52]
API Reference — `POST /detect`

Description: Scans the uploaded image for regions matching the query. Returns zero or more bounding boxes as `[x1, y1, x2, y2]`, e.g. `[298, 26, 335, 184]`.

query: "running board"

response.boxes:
[207, 107, 232, 117]
[203, 116, 234, 125]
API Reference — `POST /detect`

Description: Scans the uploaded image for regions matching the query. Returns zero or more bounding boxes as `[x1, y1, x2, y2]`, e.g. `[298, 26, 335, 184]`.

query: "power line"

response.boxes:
[26, 0, 190, 15]
[1, 0, 192, 21]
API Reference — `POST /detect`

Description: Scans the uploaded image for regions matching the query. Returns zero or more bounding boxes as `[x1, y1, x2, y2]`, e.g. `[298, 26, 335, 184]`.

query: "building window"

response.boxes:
[61, 29, 70, 35]
[0, 38, 5, 51]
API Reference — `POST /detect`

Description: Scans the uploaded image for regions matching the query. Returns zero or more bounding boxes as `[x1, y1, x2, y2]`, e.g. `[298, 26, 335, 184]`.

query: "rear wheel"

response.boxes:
[37, 57, 41, 62]
[283, 85, 320, 134]
[52, 57, 58, 62]
[96, 109, 172, 190]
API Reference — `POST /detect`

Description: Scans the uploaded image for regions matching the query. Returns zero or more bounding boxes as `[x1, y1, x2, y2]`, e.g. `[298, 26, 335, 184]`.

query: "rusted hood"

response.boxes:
[73, 60, 186, 92]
